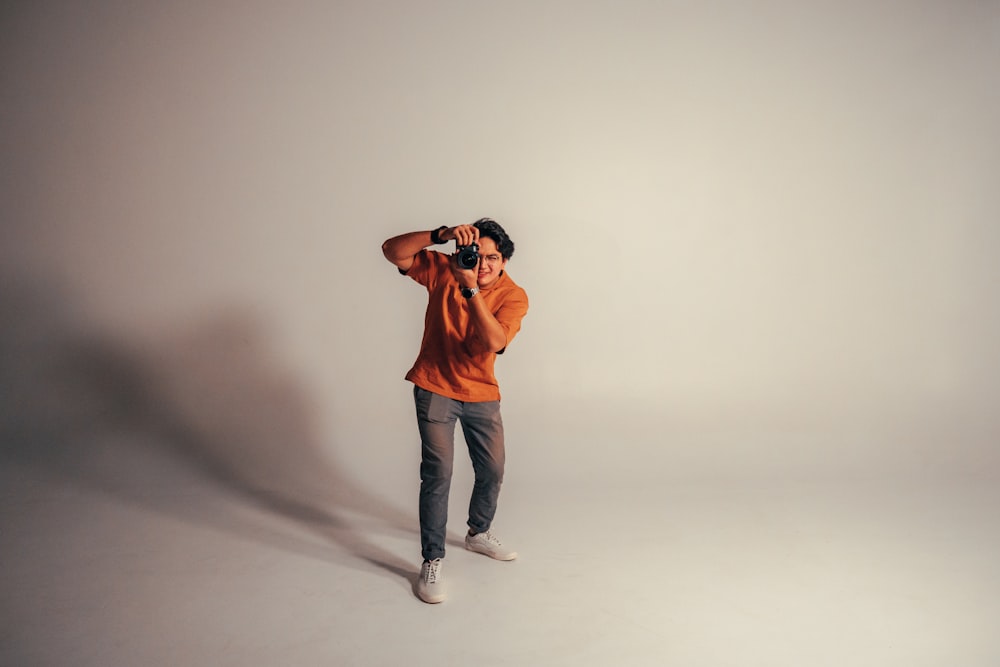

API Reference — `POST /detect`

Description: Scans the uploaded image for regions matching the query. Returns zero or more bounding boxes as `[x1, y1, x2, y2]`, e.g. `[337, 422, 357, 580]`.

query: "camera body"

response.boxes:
[455, 242, 480, 270]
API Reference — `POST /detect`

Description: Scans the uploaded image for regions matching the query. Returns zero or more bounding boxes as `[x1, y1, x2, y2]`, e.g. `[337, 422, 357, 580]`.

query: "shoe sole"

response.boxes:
[418, 591, 445, 604]
[465, 543, 518, 561]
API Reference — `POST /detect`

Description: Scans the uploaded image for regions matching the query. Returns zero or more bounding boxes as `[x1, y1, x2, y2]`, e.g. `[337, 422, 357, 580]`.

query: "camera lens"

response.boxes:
[457, 243, 479, 269]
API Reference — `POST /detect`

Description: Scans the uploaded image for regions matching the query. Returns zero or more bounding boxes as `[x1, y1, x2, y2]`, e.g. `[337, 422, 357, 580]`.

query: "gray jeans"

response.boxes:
[413, 385, 505, 561]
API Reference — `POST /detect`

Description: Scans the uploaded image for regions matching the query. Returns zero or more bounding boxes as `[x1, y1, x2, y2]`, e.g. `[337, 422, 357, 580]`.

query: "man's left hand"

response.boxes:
[449, 254, 478, 289]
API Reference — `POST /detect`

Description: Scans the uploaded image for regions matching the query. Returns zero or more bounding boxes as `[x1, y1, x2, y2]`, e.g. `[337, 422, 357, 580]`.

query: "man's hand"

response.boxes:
[439, 224, 479, 247]
[442, 224, 481, 288]
[449, 253, 478, 288]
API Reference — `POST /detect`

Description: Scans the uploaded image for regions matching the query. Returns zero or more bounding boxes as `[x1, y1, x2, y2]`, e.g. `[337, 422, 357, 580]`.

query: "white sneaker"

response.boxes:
[417, 558, 445, 604]
[465, 530, 518, 561]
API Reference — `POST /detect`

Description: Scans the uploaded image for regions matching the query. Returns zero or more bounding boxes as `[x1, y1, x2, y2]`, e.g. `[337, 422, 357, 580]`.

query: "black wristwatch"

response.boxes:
[431, 225, 448, 244]
[460, 286, 480, 299]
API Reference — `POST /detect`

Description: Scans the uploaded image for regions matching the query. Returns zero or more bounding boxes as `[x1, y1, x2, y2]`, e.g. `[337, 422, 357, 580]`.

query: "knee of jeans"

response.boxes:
[421, 459, 453, 482]
[475, 462, 504, 486]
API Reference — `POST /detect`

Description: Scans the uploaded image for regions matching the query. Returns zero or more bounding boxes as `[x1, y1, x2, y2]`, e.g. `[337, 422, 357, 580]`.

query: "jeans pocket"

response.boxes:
[414, 386, 453, 423]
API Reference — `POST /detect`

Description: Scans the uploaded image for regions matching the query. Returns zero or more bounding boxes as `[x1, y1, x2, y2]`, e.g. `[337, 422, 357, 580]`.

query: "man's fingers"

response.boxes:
[453, 225, 479, 246]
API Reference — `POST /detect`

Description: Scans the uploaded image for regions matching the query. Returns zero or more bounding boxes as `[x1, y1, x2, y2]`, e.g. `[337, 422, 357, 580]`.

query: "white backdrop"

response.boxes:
[3, 1, 998, 490]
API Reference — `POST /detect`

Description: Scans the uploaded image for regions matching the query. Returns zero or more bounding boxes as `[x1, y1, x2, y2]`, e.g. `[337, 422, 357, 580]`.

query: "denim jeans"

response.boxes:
[413, 385, 505, 561]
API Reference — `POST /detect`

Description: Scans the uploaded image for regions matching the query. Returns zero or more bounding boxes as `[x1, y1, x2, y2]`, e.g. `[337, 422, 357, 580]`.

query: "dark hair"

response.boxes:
[473, 217, 515, 260]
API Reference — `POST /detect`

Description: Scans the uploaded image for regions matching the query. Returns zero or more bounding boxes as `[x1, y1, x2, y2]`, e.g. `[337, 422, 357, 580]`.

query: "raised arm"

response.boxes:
[381, 230, 436, 273]
[381, 225, 479, 272]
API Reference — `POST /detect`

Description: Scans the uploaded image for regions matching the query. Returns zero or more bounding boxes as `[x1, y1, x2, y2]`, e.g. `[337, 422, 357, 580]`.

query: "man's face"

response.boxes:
[475, 236, 507, 289]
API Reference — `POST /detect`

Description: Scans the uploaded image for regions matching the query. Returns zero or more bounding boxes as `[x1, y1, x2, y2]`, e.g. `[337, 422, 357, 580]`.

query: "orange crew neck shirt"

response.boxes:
[403, 249, 528, 402]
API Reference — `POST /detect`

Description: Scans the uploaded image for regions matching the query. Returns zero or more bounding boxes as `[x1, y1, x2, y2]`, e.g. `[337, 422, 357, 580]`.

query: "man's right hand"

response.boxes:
[441, 224, 480, 246]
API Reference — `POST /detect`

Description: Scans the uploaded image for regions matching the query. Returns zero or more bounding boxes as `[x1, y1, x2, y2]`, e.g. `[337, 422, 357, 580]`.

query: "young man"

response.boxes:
[381, 218, 529, 604]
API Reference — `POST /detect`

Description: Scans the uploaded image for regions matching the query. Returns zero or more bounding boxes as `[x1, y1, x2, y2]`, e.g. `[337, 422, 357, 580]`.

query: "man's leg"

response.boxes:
[459, 399, 505, 536]
[460, 400, 517, 560]
[414, 386, 461, 562]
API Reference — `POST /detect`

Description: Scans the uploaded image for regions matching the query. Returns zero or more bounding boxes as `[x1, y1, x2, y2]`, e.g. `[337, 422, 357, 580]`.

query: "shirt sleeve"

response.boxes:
[403, 249, 448, 290]
[493, 287, 529, 354]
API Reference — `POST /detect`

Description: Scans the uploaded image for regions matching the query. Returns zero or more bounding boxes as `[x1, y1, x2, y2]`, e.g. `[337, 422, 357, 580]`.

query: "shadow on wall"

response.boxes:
[0, 273, 416, 584]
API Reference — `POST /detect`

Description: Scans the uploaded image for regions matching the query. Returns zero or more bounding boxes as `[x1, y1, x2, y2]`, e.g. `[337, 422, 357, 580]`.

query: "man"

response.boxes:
[381, 218, 529, 604]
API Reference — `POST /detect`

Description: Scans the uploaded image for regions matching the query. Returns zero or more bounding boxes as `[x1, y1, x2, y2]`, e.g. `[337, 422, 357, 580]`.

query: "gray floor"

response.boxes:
[2, 429, 998, 667]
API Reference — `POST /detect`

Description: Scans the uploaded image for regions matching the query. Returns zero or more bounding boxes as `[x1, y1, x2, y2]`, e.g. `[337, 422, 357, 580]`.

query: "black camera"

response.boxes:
[455, 242, 479, 270]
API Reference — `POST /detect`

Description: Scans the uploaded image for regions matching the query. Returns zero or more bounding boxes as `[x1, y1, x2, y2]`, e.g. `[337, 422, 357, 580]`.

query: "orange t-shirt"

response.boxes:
[403, 249, 529, 402]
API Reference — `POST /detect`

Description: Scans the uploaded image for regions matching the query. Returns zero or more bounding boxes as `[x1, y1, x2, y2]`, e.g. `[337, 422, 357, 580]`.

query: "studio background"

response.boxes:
[3, 2, 998, 665]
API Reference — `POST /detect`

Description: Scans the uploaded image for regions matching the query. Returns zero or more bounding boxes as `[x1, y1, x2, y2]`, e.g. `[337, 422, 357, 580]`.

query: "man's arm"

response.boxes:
[465, 291, 510, 353]
[381, 230, 435, 273]
[381, 225, 479, 272]
[448, 256, 514, 353]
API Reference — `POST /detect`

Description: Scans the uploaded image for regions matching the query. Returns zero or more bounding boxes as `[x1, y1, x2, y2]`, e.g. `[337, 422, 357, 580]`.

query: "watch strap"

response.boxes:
[431, 226, 448, 244]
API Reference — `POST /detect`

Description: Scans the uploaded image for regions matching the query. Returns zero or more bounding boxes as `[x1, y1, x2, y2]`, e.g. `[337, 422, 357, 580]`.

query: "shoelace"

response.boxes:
[480, 531, 502, 546]
[423, 559, 442, 584]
